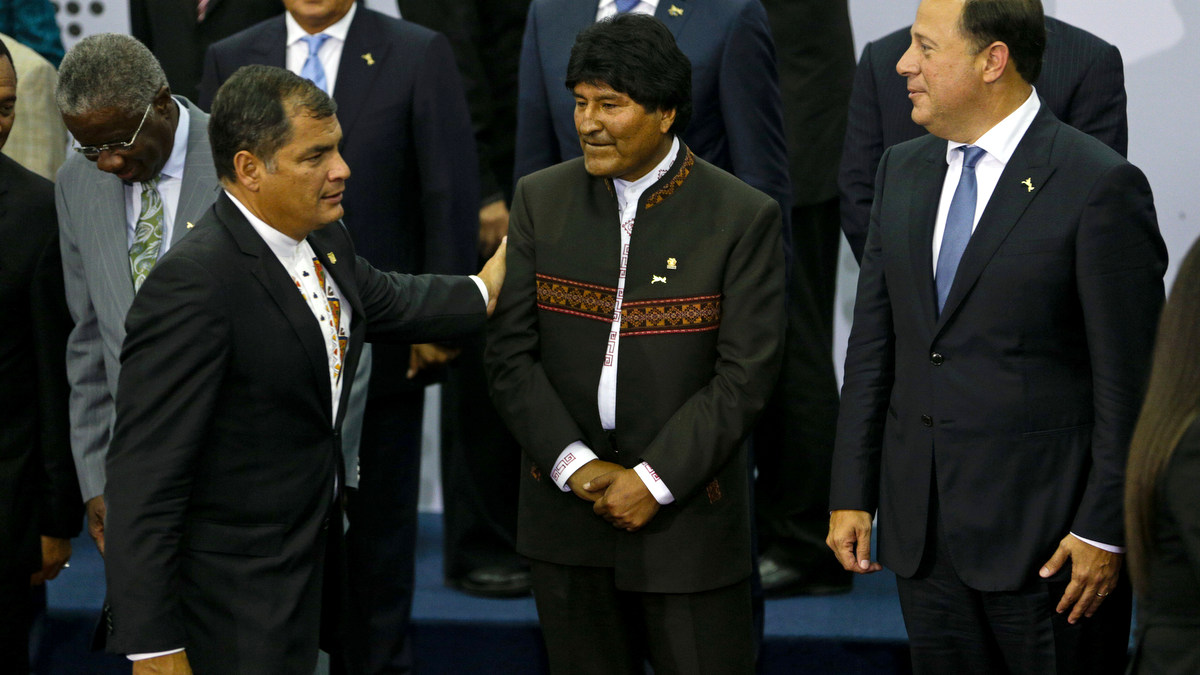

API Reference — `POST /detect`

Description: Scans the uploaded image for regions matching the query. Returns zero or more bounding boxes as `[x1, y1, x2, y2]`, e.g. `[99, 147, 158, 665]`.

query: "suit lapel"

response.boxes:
[306, 224, 362, 425]
[95, 176, 137, 305]
[216, 194, 334, 421]
[332, 10, 389, 143]
[655, 0, 693, 36]
[251, 16, 288, 68]
[173, 100, 221, 243]
[908, 141, 946, 329]
[935, 105, 1059, 332]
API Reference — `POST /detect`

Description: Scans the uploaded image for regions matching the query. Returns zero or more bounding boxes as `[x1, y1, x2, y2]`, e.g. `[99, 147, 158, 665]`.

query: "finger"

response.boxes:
[1040, 545, 1070, 578]
[583, 471, 617, 492]
[1056, 577, 1082, 615]
[855, 524, 874, 571]
[407, 349, 420, 379]
[831, 531, 859, 572]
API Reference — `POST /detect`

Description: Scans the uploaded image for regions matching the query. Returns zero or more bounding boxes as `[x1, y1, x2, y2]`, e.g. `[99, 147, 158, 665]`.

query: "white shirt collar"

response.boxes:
[946, 87, 1040, 166]
[597, 0, 660, 13]
[613, 135, 680, 201]
[285, 1, 356, 46]
[155, 96, 190, 182]
[224, 190, 311, 264]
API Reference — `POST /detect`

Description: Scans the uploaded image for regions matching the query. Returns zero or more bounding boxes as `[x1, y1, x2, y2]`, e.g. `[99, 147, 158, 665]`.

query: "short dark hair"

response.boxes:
[0, 39, 13, 76]
[208, 65, 337, 182]
[565, 13, 692, 135]
[960, 0, 1046, 84]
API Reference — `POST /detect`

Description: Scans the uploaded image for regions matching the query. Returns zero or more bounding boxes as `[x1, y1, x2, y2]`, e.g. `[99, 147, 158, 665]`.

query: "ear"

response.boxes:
[980, 41, 1010, 84]
[152, 85, 173, 113]
[232, 150, 264, 192]
[659, 107, 677, 134]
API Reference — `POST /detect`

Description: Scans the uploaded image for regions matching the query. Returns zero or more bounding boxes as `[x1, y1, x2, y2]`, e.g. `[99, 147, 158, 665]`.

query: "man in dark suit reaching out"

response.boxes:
[828, 0, 1166, 672]
[103, 65, 505, 675]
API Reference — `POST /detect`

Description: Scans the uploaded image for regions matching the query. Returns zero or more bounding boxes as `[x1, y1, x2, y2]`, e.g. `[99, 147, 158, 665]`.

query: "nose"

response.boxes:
[330, 149, 351, 182]
[897, 40, 919, 77]
[96, 149, 125, 174]
[575, 104, 602, 136]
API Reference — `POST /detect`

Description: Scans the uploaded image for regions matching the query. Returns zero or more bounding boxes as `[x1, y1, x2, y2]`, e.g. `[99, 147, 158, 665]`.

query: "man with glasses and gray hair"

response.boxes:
[54, 33, 219, 561]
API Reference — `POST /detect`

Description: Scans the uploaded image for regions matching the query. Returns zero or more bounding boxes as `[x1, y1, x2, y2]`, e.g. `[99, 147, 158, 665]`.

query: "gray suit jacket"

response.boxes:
[56, 97, 220, 501]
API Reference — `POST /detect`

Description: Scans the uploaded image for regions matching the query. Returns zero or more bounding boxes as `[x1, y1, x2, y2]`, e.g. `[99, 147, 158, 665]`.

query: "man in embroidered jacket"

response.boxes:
[486, 15, 784, 674]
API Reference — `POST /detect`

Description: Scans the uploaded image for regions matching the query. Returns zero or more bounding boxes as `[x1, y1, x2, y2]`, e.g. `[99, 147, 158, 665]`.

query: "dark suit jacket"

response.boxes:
[830, 104, 1166, 591]
[0, 155, 81, 579]
[1131, 417, 1200, 674]
[398, 0, 530, 205]
[487, 144, 785, 593]
[199, 7, 479, 393]
[102, 193, 486, 671]
[130, 0, 283, 102]
[513, 0, 792, 238]
[838, 17, 1128, 261]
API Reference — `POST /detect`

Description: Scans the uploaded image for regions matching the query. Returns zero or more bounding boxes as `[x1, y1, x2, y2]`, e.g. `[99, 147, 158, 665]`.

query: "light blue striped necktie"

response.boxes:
[300, 33, 331, 93]
[614, 0, 639, 13]
[935, 145, 987, 314]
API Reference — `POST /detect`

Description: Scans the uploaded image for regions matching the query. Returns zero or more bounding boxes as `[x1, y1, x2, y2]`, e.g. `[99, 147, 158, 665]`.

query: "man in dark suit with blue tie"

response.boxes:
[827, 0, 1165, 672]
[198, 1, 479, 671]
[838, 10, 1127, 262]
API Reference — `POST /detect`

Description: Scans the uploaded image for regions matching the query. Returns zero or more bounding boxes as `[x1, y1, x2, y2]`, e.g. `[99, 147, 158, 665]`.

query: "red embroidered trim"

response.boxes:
[621, 297, 722, 333]
[645, 149, 694, 210]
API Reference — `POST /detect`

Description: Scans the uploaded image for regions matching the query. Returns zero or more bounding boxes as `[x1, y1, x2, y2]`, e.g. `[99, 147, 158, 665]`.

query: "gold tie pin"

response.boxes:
[362, 53, 375, 66]
[327, 253, 338, 264]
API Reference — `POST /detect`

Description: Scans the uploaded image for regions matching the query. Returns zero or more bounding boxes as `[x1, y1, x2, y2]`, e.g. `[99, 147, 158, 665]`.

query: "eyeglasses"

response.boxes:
[74, 102, 153, 160]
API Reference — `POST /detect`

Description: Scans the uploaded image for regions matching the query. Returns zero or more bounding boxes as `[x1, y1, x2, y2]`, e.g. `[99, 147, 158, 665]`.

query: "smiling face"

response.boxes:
[253, 109, 350, 239]
[63, 87, 177, 183]
[573, 81, 675, 182]
[896, 0, 989, 142]
[283, 0, 356, 33]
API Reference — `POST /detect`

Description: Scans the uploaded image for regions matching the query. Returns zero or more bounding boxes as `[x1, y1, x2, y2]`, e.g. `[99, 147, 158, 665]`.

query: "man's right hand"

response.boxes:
[565, 459, 623, 503]
[86, 495, 107, 557]
[133, 651, 192, 674]
[477, 237, 507, 317]
[827, 509, 882, 574]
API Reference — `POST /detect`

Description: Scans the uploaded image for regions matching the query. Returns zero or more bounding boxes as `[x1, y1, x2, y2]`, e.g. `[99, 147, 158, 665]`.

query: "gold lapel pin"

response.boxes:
[1021, 177, 1035, 192]
[186, 222, 195, 229]
[666, 257, 677, 270]
[669, 4, 684, 16]
[652, 275, 667, 284]
[362, 53, 375, 66]
[327, 253, 338, 264]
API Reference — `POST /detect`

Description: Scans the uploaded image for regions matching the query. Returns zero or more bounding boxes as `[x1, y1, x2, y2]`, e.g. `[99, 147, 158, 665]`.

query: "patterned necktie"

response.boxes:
[300, 34, 331, 94]
[935, 145, 987, 314]
[312, 256, 345, 383]
[614, 0, 639, 12]
[129, 177, 164, 292]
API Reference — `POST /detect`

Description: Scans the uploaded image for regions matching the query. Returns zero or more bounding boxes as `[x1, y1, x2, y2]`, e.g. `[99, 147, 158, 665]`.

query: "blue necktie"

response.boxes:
[300, 34, 331, 93]
[935, 145, 987, 314]
[614, 0, 639, 13]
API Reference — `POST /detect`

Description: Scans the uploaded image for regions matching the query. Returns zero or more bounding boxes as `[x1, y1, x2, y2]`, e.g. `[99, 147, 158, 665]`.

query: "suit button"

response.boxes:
[930, 352, 944, 365]
[921, 415, 933, 427]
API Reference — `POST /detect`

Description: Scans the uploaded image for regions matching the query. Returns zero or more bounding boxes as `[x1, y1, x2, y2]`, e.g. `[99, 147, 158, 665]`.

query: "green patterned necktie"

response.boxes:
[129, 177, 164, 292]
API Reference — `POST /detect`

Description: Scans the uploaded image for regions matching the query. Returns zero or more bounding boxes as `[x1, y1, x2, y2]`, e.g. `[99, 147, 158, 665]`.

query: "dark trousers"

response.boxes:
[343, 386, 424, 674]
[0, 575, 33, 673]
[530, 561, 755, 675]
[754, 198, 843, 571]
[896, 491, 1132, 675]
[440, 333, 524, 581]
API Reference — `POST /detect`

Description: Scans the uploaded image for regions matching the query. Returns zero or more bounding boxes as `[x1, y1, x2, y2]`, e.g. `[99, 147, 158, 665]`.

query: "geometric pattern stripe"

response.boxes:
[536, 274, 722, 336]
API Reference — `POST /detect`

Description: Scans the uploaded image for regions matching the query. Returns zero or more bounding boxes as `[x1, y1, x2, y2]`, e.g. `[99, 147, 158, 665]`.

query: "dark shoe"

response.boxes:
[450, 565, 533, 599]
[758, 554, 852, 597]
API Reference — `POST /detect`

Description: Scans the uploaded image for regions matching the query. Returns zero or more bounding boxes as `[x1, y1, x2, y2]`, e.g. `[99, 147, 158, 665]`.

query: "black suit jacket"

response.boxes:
[130, 0, 284, 102]
[199, 7, 479, 393]
[830, 104, 1166, 590]
[0, 155, 81, 578]
[487, 146, 785, 593]
[103, 193, 486, 671]
[838, 17, 1128, 261]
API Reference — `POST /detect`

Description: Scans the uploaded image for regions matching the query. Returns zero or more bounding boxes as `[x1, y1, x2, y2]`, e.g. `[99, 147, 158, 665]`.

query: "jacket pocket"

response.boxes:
[184, 520, 285, 557]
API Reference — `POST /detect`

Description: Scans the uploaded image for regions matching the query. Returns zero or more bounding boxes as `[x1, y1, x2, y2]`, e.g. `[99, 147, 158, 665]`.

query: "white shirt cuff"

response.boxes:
[1070, 532, 1125, 554]
[128, 649, 185, 661]
[551, 442, 599, 491]
[634, 461, 674, 505]
[469, 275, 488, 306]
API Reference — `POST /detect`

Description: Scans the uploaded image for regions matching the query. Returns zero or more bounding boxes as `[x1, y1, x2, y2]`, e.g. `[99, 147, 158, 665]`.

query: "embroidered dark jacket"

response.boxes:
[486, 143, 785, 593]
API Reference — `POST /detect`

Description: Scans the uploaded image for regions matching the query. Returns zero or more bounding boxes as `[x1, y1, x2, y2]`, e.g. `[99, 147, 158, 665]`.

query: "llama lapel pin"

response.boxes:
[1021, 177, 1035, 192]
[651, 275, 667, 284]
[669, 4, 684, 16]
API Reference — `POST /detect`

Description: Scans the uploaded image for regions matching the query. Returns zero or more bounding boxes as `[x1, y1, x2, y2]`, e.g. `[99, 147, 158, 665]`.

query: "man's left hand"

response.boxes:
[478, 200, 509, 257]
[30, 536, 72, 586]
[407, 343, 462, 379]
[588, 469, 660, 531]
[1039, 534, 1124, 624]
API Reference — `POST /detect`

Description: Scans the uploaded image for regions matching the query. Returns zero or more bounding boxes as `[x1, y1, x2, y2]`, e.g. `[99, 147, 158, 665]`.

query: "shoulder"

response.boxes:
[359, 7, 441, 45]
[1045, 16, 1119, 56]
[687, 154, 776, 207]
[516, 157, 591, 195]
[208, 14, 284, 55]
[0, 155, 55, 235]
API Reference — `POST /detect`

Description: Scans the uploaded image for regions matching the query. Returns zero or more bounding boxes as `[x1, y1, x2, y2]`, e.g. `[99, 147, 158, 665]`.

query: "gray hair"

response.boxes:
[56, 33, 168, 118]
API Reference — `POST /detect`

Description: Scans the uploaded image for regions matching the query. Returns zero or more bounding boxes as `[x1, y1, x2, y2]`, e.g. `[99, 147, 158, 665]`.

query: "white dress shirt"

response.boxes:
[595, 0, 658, 20]
[285, 2, 357, 95]
[550, 137, 680, 506]
[929, 87, 1122, 555]
[124, 99, 190, 253]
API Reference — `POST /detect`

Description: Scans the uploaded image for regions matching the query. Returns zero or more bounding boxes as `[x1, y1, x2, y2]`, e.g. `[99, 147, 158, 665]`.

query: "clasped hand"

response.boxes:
[566, 460, 660, 531]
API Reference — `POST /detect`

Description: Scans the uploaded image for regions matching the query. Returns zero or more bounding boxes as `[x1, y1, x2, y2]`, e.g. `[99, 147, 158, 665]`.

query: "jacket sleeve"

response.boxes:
[512, 1, 563, 185]
[838, 41, 886, 264]
[1062, 42, 1128, 158]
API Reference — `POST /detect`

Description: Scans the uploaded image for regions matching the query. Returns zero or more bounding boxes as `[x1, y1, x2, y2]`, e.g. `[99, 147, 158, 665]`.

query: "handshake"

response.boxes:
[566, 459, 661, 533]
